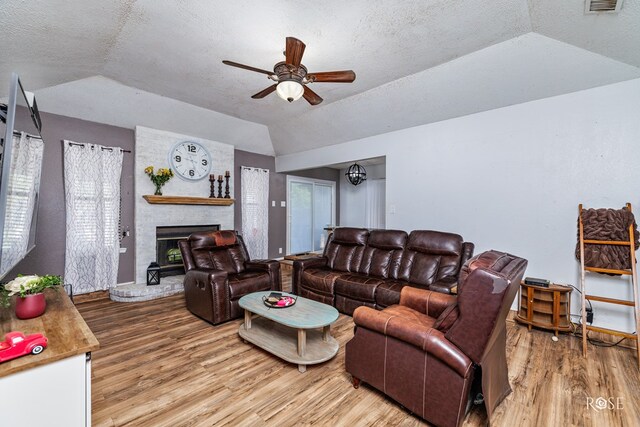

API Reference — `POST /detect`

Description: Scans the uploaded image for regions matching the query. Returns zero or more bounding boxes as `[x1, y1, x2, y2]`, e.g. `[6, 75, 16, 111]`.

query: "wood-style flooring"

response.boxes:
[77, 271, 640, 426]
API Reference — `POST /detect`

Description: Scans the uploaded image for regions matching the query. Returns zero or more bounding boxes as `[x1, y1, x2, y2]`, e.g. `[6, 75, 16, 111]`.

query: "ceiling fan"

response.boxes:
[222, 37, 356, 106]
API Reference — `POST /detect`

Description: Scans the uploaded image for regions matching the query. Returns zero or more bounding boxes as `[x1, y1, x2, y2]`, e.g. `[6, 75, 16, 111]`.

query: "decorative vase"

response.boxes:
[15, 293, 47, 319]
[154, 184, 163, 196]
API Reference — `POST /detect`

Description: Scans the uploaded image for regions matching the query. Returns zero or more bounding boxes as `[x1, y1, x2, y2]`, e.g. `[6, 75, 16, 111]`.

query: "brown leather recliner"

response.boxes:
[345, 250, 528, 427]
[178, 230, 281, 325]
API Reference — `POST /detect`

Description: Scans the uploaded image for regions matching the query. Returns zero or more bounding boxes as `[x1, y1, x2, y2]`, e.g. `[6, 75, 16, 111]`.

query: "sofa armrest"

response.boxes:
[461, 242, 475, 267]
[353, 306, 472, 378]
[245, 260, 282, 291]
[184, 268, 229, 324]
[293, 256, 328, 270]
[292, 256, 328, 294]
[399, 286, 457, 318]
[184, 268, 228, 288]
[429, 277, 459, 294]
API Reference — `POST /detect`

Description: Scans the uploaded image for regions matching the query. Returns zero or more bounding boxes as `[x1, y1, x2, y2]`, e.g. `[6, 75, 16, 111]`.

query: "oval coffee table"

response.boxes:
[238, 291, 339, 373]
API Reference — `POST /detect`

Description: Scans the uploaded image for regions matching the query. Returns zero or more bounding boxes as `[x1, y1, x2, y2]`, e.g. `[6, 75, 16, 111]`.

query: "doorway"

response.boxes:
[286, 176, 336, 254]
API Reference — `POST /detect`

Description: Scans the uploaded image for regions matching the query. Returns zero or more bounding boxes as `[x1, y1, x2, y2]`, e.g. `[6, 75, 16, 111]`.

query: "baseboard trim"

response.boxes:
[74, 290, 110, 304]
[509, 309, 637, 350]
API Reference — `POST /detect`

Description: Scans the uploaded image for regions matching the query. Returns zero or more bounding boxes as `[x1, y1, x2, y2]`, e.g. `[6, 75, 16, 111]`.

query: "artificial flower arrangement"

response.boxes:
[144, 166, 174, 195]
[1, 275, 62, 306]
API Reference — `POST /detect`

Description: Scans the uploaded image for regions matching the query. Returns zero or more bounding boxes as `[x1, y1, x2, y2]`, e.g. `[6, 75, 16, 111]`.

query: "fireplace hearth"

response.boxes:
[156, 224, 220, 277]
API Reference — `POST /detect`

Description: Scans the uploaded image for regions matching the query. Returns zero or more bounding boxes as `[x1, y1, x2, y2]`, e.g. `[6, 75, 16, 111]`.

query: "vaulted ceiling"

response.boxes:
[1, 0, 639, 156]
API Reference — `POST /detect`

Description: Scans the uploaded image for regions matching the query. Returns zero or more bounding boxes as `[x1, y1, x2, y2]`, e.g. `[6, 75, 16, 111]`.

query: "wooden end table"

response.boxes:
[515, 282, 573, 336]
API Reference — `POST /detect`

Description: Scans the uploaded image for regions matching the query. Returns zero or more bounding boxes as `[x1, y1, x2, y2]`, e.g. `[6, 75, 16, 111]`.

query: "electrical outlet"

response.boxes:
[278, 247, 282, 254]
[119, 247, 127, 254]
[280, 201, 286, 207]
[271, 201, 275, 207]
[586, 308, 594, 324]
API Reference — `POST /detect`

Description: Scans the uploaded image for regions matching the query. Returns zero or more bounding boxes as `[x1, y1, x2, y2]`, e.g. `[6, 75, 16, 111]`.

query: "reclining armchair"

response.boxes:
[179, 230, 281, 325]
[345, 250, 527, 427]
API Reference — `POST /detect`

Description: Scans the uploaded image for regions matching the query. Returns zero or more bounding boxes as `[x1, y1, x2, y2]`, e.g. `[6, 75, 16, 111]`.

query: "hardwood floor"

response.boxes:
[77, 273, 640, 426]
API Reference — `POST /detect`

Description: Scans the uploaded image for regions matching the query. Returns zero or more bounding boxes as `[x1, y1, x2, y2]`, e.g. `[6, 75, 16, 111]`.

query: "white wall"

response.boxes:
[36, 76, 275, 155]
[340, 164, 386, 227]
[277, 78, 640, 332]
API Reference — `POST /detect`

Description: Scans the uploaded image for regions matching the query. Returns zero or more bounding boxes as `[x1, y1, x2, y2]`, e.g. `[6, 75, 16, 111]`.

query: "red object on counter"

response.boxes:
[15, 293, 47, 319]
[0, 331, 48, 363]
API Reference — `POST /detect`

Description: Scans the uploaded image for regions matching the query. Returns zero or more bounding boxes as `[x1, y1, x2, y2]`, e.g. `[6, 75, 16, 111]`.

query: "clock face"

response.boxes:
[169, 141, 212, 181]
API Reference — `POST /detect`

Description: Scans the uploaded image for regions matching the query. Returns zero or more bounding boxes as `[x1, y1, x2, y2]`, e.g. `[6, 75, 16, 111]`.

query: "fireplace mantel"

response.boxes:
[143, 195, 235, 206]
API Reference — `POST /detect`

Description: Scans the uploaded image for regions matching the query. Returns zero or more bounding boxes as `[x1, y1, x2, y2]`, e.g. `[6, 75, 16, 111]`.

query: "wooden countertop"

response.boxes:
[0, 289, 99, 378]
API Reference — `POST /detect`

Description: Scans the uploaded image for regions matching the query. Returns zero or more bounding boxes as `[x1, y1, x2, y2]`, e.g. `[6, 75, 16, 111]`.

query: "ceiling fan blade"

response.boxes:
[251, 84, 277, 99]
[307, 70, 356, 83]
[303, 86, 323, 105]
[222, 60, 274, 76]
[285, 37, 306, 67]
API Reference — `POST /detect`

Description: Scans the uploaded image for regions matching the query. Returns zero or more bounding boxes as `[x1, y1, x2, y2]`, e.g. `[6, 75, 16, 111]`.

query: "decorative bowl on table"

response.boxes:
[262, 293, 296, 309]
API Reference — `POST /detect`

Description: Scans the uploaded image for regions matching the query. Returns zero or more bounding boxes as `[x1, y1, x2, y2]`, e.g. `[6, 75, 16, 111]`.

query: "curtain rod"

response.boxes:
[241, 166, 269, 172]
[12, 130, 42, 140]
[66, 141, 131, 153]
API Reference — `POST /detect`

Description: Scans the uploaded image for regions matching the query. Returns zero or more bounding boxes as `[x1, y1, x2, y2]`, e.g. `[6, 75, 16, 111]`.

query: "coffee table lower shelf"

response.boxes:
[239, 316, 339, 373]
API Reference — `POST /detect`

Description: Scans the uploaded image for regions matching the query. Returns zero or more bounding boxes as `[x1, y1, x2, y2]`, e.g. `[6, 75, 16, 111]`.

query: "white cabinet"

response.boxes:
[0, 290, 99, 427]
[0, 353, 91, 426]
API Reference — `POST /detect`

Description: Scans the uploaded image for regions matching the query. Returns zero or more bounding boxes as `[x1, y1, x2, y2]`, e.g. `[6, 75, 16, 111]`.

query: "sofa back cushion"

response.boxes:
[397, 230, 464, 285]
[324, 228, 369, 272]
[186, 231, 248, 274]
[358, 230, 407, 278]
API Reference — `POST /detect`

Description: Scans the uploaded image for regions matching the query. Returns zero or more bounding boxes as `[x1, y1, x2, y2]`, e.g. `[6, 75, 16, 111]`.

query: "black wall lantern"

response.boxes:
[345, 162, 367, 186]
[147, 262, 161, 286]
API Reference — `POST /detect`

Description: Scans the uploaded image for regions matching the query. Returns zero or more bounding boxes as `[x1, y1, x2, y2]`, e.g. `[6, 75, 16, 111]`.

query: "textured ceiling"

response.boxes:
[1, 0, 639, 156]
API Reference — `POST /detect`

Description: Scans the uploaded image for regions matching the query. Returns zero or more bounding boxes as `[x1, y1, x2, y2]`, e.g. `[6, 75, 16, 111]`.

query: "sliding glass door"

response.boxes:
[287, 176, 335, 254]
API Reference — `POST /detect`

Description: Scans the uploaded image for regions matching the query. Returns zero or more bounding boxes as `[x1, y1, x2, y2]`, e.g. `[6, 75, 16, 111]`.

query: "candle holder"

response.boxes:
[209, 174, 216, 198]
[217, 175, 223, 198]
[224, 171, 231, 198]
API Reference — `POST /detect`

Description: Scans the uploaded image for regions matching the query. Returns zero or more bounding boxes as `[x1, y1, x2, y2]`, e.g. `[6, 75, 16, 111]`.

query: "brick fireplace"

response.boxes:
[133, 126, 234, 284]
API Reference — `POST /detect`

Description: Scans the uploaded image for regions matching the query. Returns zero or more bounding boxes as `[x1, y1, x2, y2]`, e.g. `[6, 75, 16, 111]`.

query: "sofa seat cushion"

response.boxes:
[228, 271, 271, 299]
[375, 280, 411, 308]
[383, 305, 436, 330]
[335, 274, 385, 302]
[300, 268, 347, 296]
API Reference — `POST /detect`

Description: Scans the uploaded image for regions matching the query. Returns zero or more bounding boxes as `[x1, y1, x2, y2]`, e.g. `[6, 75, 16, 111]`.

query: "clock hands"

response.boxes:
[171, 141, 210, 180]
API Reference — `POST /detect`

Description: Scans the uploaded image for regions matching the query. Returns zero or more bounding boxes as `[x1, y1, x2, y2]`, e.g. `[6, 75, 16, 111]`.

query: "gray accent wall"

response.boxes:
[234, 150, 283, 259]
[6, 111, 135, 284]
[6, 119, 338, 284]
[234, 149, 340, 258]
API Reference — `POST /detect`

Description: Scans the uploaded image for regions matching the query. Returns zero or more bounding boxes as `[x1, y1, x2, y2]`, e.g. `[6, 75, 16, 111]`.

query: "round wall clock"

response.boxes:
[169, 141, 212, 181]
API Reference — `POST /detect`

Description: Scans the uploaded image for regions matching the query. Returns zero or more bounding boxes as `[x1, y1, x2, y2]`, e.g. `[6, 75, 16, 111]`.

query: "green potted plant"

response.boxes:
[0, 275, 62, 319]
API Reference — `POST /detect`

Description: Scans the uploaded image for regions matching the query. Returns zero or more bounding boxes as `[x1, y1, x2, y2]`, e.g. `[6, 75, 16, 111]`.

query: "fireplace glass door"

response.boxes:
[156, 224, 220, 276]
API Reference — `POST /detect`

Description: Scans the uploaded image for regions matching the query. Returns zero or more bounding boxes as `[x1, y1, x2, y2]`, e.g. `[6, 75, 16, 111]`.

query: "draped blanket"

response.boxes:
[576, 207, 639, 271]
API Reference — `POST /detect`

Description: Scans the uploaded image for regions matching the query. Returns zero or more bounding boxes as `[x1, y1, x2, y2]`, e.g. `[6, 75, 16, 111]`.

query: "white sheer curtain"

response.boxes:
[0, 133, 44, 277]
[64, 141, 123, 293]
[241, 166, 269, 259]
[365, 178, 386, 229]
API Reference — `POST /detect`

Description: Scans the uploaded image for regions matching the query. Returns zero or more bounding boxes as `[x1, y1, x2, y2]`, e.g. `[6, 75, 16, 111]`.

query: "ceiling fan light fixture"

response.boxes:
[276, 80, 304, 103]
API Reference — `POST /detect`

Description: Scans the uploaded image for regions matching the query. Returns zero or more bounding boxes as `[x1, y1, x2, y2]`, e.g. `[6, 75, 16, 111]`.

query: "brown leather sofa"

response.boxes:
[345, 250, 528, 427]
[179, 230, 281, 325]
[292, 227, 474, 315]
